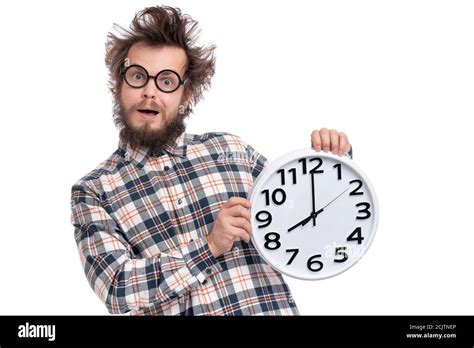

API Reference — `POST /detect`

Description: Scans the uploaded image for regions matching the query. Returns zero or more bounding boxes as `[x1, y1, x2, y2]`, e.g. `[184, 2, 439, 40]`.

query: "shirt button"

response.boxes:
[164, 166, 170, 171]
[233, 246, 239, 253]
[177, 198, 183, 205]
[205, 268, 212, 275]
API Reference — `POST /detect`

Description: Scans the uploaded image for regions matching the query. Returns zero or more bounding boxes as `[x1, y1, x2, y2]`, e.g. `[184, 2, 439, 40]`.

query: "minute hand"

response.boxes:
[288, 171, 319, 233]
[311, 172, 317, 226]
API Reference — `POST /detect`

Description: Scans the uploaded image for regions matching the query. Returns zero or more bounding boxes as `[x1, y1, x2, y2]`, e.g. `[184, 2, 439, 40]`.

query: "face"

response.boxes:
[116, 43, 190, 152]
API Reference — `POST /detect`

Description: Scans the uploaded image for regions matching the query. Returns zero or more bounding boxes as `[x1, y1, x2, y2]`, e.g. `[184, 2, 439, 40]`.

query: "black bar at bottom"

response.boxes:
[0, 315, 472, 346]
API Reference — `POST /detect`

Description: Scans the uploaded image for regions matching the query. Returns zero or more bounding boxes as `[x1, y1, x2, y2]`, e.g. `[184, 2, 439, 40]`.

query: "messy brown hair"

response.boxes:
[105, 6, 216, 121]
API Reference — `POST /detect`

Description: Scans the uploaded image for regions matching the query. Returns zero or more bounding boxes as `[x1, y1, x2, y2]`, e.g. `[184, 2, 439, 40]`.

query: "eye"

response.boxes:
[132, 73, 145, 81]
[162, 78, 176, 86]
[157, 72, 180, 91]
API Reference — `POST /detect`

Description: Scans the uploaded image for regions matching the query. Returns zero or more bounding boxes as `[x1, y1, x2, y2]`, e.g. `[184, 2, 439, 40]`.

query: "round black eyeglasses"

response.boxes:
[122, 64, 186, 93]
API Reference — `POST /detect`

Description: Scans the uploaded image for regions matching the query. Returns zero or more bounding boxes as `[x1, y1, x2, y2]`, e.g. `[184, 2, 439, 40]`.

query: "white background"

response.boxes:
[0, 0, 473, 315]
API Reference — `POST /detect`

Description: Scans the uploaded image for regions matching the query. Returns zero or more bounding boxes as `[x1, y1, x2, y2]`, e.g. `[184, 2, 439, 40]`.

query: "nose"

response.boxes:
[141, 78, 159, 99]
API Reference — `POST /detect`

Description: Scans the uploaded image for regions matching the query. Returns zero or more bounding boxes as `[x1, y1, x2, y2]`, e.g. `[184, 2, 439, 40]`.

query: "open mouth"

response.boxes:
[138, 109, 159, 116]
[137, 109, 160, 120]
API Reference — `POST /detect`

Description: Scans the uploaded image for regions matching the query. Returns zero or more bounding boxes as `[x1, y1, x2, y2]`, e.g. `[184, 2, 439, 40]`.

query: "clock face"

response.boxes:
[249, 149, 378, 280]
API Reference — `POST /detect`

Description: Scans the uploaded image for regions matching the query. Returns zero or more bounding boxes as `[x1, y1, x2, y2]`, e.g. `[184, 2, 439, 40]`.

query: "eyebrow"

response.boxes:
[132, 64, 182, 77]
[158, 71, 176, 77]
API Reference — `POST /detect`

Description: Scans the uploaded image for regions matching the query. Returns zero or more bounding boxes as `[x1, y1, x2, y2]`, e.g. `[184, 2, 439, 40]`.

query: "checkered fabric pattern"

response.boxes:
[71, 132, 299, 315]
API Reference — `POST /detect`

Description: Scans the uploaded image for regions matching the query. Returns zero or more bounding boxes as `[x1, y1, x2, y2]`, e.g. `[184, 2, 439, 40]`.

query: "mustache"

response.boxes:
[133, 99, 163, 112]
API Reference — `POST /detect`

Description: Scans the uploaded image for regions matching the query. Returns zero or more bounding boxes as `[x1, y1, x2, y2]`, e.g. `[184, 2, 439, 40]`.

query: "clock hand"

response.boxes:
[311, 172, 316, 226]
[287, 206, 326, 232]
[288, 181, 348, 234]
[315, 188, 349, 214]
[288, 172, 318, 233]
[287, 214, 313, 232]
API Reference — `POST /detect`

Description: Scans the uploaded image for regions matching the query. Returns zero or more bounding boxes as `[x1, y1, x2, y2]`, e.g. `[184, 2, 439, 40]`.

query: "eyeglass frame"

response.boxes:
[121, 64, 187, 93]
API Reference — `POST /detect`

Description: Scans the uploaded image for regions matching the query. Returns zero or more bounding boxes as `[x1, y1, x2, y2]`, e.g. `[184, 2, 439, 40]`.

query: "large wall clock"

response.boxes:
[249, 149, 378, 280]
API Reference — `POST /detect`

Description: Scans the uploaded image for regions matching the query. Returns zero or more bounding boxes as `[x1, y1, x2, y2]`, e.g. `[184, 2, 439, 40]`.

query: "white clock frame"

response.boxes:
[249, 148, 379, 280]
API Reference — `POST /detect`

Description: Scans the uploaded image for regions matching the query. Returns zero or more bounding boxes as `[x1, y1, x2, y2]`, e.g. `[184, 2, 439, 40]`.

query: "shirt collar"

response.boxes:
[118, 132, 187, 168]
[162, 132, 187, 158]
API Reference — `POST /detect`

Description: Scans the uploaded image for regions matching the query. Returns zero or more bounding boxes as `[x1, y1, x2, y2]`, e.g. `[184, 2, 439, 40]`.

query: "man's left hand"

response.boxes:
[311, 128, 351, 157]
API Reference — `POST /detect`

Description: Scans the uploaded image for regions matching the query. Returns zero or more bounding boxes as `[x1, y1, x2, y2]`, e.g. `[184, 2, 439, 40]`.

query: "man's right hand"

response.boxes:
[206, 197, 252, 258]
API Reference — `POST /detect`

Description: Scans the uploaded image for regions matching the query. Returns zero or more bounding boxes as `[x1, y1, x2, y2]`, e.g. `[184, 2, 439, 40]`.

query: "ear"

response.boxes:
[183, 87, 193, 106]
[180, 89, 193, 112]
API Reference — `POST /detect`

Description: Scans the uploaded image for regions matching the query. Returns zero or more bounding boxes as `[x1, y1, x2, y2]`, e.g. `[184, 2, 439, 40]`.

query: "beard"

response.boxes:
[113, 97, 187, 155]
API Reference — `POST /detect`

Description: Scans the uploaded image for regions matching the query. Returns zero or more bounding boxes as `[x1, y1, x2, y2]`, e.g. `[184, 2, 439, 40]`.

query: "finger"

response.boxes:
[329, 129, 339, 155]
[319, 128, 330, 152]
[223, 205, 251, 220]
[223, 197, 252, 209]
[231, 227, 251, 243]
[338, 132, 349, 156]
[230, 217, 252, 236]
[311, 130, 322, 151]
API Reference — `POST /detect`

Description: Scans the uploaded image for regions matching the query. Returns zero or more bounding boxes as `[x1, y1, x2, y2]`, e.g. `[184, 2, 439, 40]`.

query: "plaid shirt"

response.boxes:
[71, 132, 299, 315]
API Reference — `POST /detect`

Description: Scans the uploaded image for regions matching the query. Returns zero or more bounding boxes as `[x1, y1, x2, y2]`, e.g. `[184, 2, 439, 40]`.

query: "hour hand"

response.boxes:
[288, 208, 325, 232]
[287, 214, 313, 232]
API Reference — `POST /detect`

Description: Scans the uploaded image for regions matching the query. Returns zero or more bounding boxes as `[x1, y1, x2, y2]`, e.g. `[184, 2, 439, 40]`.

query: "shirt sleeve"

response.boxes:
[243, 142, 268, 181]
[71, 182, 223, 315]
[345, 145, 353, 160]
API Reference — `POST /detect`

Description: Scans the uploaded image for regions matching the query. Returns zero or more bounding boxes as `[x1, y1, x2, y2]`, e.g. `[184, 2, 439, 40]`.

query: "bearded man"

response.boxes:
[71, 5, 352, 315]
